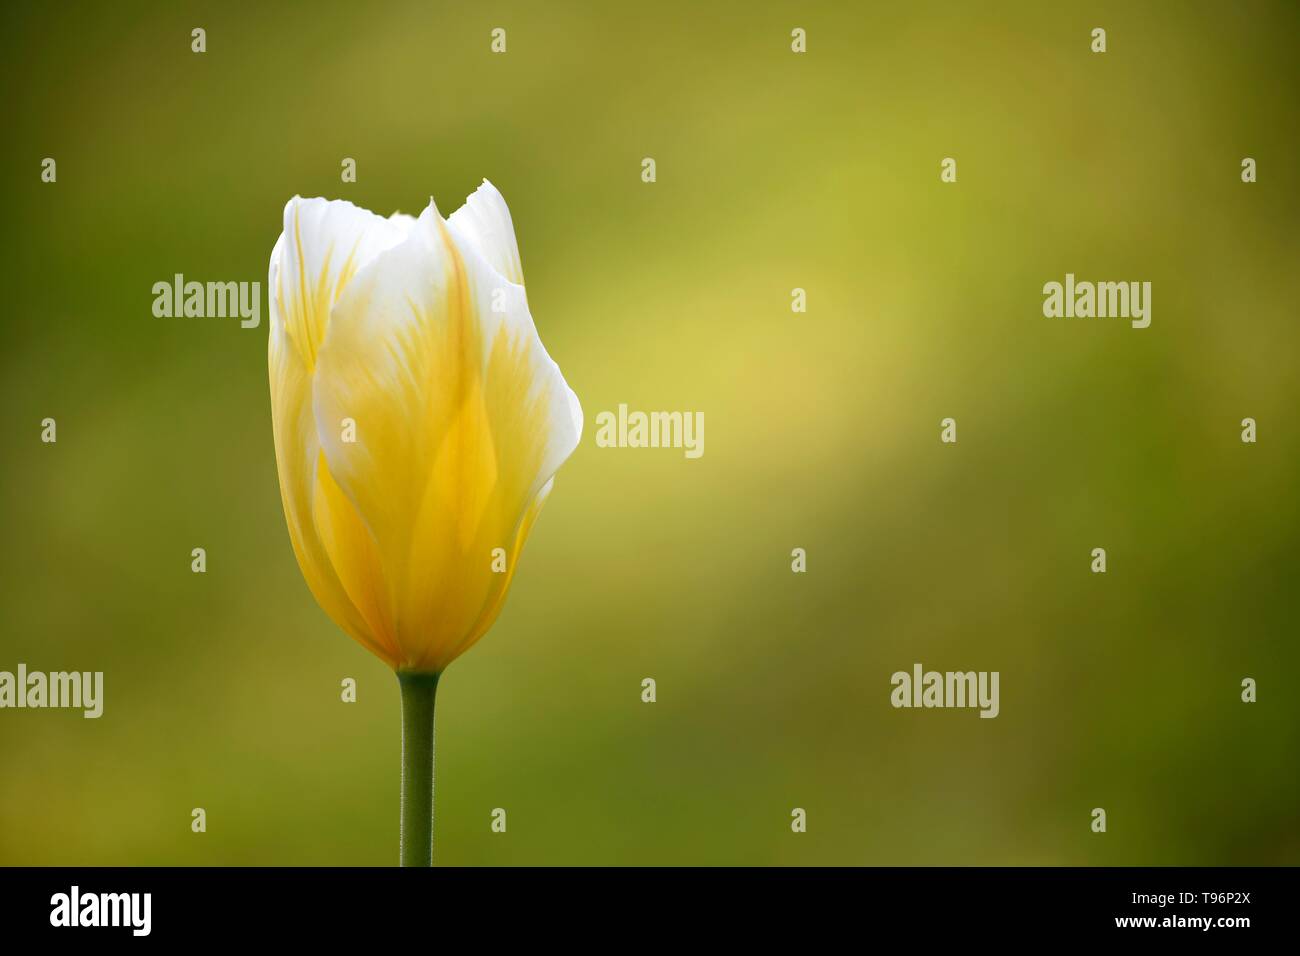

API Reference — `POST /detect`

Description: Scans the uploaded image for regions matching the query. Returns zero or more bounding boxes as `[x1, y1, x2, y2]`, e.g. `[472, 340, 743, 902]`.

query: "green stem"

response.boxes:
[397, 670, 440, 867]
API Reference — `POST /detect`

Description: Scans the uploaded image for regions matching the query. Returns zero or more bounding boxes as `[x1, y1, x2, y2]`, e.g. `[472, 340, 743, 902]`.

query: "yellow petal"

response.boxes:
[448, 476, 555, 664]
[267, 198, 412, 667]
[313, 198, 581, 671]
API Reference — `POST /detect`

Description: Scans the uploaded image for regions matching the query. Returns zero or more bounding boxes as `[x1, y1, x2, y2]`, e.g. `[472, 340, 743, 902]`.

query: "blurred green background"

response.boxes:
[1, 0, 1297, 865]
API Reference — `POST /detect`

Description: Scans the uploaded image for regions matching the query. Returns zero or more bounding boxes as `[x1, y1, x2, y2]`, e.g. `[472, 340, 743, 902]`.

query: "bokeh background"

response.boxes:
[1, 0, 1297, 865]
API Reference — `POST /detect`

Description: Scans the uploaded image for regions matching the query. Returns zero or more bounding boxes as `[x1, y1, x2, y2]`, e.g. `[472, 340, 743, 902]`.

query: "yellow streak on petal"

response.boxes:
[283, 204, 367, 371]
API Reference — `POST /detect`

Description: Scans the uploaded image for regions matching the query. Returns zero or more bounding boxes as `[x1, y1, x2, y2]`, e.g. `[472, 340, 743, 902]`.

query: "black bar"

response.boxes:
[0, 867, 1279, 942]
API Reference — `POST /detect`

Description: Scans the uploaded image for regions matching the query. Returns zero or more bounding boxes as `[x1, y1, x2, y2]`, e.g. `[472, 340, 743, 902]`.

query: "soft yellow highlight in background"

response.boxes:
[1, 1, 1296, 864]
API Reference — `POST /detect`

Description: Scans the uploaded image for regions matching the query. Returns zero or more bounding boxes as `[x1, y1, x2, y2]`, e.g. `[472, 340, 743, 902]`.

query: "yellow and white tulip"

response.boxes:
[267, 181, 582, 675]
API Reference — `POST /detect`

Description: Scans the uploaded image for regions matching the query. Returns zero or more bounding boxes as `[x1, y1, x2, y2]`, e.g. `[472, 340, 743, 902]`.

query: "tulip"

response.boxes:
[266, 181, 582, 865]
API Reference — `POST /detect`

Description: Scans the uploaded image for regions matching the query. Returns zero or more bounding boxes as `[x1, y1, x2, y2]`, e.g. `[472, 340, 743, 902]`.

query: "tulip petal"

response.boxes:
[268, 198, 413, 667]
[268, 328, 399, 665]
[446, 475, 555, 665]
[274, 197, 413, 368]
[447, 179, 525, 286]
[313, 196, 581, 671]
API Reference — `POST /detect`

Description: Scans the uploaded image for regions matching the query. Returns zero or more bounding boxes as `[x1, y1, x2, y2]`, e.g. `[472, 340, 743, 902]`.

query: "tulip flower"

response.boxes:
[267, 181, 582, 865]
